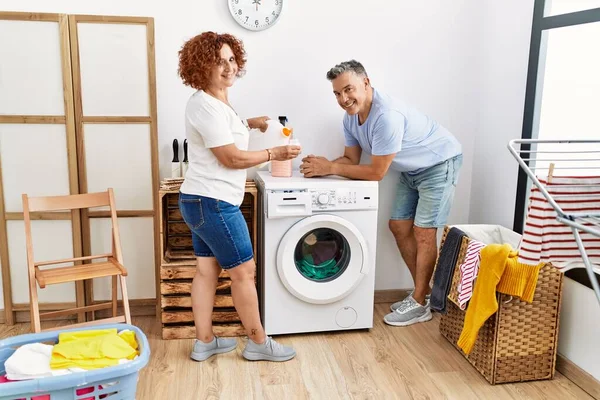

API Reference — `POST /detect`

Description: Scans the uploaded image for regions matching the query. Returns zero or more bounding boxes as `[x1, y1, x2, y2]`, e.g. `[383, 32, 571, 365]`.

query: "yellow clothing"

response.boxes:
[118, 330, 138, 351]
[50, 328, 138, 370]
[457, 244, 542, 355]
[497, 254, 541, 303]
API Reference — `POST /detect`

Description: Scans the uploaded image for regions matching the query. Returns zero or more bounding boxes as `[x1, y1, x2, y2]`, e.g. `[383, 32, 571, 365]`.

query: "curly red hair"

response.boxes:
[178, 32, 247, 90]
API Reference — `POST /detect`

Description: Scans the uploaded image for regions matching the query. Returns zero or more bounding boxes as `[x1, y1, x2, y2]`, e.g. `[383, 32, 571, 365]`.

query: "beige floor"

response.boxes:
[0, 304, 593, 400]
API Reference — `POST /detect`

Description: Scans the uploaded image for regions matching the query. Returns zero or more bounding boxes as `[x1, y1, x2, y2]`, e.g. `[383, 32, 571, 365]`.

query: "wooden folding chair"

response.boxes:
[22, 188, 131, 332]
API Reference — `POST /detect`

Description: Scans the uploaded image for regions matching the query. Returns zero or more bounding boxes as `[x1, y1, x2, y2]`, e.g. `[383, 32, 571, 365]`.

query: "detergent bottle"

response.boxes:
[267, 116, 298, 177]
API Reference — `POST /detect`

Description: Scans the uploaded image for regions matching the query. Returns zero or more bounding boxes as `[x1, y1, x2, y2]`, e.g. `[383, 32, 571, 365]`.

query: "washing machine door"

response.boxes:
[276, 214, 369, 304]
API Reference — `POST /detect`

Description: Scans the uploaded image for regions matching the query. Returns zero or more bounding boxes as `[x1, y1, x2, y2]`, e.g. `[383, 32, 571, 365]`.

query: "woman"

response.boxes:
[177, 32, 300, 362]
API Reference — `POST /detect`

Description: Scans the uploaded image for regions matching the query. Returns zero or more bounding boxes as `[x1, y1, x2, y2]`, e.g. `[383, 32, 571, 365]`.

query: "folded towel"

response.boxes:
[4, 343, 71, 380]
[430, 227, 467, 313]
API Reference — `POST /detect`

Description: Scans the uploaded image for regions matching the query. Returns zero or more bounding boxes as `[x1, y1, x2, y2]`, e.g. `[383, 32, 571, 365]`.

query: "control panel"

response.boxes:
[309, 187, 378, 211]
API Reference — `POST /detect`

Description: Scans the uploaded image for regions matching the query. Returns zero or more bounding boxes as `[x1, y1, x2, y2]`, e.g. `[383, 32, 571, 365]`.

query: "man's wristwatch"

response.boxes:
[266, 148, 273, 161]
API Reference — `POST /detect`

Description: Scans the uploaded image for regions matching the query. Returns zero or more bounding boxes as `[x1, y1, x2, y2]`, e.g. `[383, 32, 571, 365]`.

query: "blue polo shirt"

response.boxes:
[343, 88, 462, 173]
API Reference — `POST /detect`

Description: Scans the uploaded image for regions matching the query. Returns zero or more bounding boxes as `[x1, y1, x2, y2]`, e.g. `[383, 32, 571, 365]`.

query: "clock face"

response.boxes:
[228, 0, 284, 31]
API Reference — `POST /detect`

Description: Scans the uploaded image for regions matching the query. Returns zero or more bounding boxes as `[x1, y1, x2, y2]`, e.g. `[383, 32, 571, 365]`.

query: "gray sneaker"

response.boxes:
[190, 336, 237, 361]
[384, 296, 432, 327]
[242, 336, 296, 362]
[390, 290, 431, 312]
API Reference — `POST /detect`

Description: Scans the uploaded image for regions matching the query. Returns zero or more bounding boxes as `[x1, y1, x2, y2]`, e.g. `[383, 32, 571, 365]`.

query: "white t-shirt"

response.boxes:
[180, 90, 249, 206]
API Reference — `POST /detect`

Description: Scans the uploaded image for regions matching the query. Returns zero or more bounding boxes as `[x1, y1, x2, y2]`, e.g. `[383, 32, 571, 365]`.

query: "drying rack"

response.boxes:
[508, 139, 600, 306]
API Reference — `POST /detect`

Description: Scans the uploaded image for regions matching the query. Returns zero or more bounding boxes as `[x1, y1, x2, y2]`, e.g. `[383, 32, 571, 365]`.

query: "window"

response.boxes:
[545, 0, 600, 16]
[515, 1, 600, 288]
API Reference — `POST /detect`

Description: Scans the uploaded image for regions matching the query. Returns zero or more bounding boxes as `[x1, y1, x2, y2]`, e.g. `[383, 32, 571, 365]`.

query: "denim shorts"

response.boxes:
[391, 154, 463, 228]
[178, 192, 254, 269]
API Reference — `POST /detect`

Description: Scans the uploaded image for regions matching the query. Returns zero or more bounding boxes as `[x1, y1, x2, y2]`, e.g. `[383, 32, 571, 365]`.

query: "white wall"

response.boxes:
[1, 0, 481, 292]
[559, 278, 600, 381]
[469, 0, 535, 228]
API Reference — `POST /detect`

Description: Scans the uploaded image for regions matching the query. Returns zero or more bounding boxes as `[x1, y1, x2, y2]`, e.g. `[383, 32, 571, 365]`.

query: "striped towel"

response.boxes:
[518, 176, 600, 267]
[457, 239, 486, 310]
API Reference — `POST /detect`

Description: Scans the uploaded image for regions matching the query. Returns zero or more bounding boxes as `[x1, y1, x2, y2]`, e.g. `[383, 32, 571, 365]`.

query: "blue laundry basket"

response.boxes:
[0, 324, 150, 400]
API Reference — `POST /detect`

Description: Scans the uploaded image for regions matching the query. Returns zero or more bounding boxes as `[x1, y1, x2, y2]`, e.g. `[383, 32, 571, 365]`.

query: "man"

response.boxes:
[300, 60, 462, 327]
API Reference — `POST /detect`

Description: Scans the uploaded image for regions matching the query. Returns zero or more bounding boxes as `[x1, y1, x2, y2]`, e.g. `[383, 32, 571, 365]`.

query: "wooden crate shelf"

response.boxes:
[158, 181, 258, 340]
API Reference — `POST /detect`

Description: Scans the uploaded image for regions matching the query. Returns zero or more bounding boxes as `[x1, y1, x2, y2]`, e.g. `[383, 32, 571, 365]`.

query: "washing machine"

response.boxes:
[255, 171, 378, 335]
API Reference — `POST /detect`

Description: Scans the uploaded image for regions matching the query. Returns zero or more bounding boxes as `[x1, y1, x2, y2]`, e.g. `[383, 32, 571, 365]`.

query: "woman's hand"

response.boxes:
[271, 145, 301, 161]
[247, 116, 270, 132]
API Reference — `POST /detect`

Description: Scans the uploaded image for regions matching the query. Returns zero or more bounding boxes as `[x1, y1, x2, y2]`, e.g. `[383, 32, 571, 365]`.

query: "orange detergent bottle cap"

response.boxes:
[282, 127, 293, 137]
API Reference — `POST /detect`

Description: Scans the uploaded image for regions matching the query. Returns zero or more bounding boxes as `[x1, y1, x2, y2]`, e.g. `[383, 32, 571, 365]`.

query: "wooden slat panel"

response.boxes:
[146, 17, 162, 320]
[161, 265, 230, 280]
[0, 153, 13, 323]
[0, 115, 66, 124]
[8, 299, 155, 322]
[167, 208, 182, 221]
[68, 14, 94, 320]
[5, 212, 71, 220]
[166, 194, 179, 207]
[159, 182, 257, 337]
[160, 280, 231, 295]
[165, 249, 195, 261]
[27, 191, 109, 212]
[0, 12, 61, 21]
[211, 310, 239, 323]
[42, 316, 126, 332]
[35, 253, 112, 267]
[41, 302, 112, 319]
[71, 15, 151, 24]
[241, 194, 255, 207]
[160, 259, 196, 266]
[162, 323, 245, 340]
[161, 294, 233, 309]
[11, 302, 76, 312]
[161, 266, 195, 280]
[59, 11, 85, 324]
[88, 210, 154, 218]
[168, 236, 192, 248]
[82, 116, 152, 123]
[161, 281, 190, 295]
[161, 310, 239, 324]
[36, 261, 123, 287]
[167, 222, 190, 235]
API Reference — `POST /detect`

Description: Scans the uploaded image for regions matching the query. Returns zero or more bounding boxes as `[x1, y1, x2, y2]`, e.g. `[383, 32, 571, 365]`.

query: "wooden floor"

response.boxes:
[0, 304, 593, 400]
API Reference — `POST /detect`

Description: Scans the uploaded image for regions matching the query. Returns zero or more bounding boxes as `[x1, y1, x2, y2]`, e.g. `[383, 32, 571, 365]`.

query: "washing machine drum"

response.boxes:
[276, 214, 369, 304]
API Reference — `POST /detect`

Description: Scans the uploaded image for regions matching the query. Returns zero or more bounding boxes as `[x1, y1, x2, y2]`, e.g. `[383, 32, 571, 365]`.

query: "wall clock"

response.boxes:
[228, 0, 284, 31]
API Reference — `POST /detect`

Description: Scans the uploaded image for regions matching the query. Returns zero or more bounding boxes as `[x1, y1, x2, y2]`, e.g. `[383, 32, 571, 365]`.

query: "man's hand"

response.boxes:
[300, 155, 333, 178]
[247, 116, 270, 132]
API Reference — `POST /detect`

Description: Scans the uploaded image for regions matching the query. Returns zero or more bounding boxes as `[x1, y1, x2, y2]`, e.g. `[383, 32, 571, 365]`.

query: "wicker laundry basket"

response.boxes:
[436, 225, 563, 384]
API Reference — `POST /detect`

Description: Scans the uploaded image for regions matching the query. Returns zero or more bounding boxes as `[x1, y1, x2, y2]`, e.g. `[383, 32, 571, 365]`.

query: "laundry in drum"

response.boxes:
[296, 232, 341, 280]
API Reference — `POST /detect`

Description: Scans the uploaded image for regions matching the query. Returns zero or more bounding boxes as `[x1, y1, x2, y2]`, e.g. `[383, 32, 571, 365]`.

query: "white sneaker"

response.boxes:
[190, 336, 237, 361]
[242, 336, 296, 362]
[390, 291, 431, 312]
[384, 297, 432, 327]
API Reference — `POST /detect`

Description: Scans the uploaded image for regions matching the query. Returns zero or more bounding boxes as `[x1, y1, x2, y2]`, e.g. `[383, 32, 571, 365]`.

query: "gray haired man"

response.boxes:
[300, 60, 463, 327]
